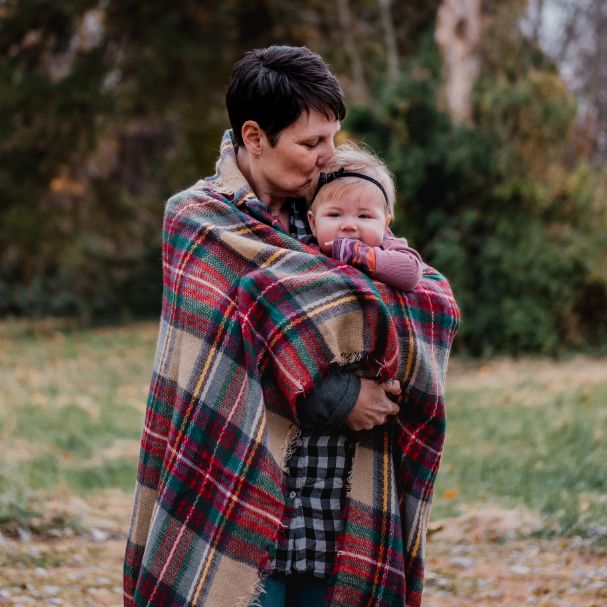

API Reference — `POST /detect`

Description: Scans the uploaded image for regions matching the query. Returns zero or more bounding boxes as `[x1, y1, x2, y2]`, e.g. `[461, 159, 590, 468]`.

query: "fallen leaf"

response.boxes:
[443, 488, 460, 500]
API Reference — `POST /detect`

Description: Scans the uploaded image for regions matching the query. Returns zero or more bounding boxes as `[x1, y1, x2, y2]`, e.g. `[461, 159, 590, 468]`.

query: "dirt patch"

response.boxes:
[425, 506, 607, 606]
[0, 492, 131, 606]
[0, 536, 125, 607]
[425, 536, 607, 607]
[1, 500, 605, 606]
[448, 357, 607, 393]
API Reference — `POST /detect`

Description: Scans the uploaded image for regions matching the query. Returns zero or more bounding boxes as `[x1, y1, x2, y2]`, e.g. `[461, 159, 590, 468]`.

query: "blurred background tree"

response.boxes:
[1, 0, 605, 353]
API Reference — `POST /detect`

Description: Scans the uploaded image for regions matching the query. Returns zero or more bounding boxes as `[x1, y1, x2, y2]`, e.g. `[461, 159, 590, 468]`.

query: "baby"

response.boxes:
[308, 143, 422, 291]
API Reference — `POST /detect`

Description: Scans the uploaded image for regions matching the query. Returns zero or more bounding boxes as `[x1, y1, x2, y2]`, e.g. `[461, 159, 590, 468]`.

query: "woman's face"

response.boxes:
[256, 109, 340, 201]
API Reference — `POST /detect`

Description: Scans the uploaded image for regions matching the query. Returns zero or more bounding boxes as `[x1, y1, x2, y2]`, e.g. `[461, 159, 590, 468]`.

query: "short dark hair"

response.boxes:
[226, 46, 346, 146]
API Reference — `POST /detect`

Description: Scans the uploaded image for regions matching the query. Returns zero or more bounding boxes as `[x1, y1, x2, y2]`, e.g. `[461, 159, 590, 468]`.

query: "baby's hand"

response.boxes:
[331, 238, 377, 273]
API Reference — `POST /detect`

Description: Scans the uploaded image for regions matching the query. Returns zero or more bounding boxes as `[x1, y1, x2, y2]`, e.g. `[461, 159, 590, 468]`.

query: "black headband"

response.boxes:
[311, 167, 389, 205]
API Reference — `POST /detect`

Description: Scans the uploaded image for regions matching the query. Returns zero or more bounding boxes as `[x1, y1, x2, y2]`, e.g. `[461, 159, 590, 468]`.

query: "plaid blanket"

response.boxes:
[124, 131, 460, 607]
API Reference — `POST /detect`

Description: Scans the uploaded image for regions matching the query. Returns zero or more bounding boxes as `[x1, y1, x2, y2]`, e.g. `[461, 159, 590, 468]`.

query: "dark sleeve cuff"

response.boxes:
[297, 371, 361, 432]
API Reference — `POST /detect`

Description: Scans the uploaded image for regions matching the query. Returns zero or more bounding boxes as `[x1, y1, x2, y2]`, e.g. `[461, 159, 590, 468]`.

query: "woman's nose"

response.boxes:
[317, 139, 335, 166]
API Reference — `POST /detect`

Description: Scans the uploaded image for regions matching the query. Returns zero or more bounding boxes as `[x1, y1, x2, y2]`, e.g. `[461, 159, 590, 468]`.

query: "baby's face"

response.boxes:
[308, 181, 390, 255]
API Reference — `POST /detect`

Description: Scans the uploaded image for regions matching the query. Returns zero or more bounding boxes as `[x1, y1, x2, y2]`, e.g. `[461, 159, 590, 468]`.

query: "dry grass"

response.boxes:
[0, 320, 606, 605]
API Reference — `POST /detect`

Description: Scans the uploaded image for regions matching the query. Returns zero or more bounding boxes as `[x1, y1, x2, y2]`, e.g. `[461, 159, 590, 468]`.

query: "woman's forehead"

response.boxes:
[286, 109, 341, 137]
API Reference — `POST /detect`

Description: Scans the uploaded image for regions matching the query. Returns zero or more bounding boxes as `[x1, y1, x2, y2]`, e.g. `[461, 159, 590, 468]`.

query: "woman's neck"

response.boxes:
[236, 147, 286, 216]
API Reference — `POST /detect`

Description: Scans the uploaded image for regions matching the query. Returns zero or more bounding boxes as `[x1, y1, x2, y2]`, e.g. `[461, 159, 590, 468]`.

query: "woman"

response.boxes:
[124, 46, 459, 607]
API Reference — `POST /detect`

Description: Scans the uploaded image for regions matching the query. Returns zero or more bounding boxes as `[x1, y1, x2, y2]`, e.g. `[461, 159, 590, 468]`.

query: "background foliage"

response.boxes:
[1, 0, 606, 353]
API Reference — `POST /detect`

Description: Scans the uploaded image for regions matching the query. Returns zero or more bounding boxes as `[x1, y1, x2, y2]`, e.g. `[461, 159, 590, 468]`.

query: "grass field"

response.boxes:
[0, 319, 153, 533]
[1, 319, 606, 542]
[1, 320, 606, 606]
[435, 358, 607, 542]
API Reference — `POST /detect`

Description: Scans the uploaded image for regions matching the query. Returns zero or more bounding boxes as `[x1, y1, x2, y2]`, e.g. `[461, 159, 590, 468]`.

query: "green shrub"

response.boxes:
[345, 40, 607, 354]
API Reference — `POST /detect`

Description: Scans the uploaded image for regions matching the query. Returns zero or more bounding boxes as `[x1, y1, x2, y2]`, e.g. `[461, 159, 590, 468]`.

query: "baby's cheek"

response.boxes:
[368, 228, 386, 247]
[317, 225, 337, 245]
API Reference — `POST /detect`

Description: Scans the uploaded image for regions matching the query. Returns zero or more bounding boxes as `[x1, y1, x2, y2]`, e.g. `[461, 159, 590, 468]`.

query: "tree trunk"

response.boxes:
[378, 0, 399, 81]
[530, 0, 545, 46]
[589, 0, 607, 158]
[435, 0, 483, 125]
[337, 0, 369, 103]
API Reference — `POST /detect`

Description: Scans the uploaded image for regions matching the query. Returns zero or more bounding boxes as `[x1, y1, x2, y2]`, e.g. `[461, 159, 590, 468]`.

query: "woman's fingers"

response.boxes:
[380, 378, 401, 396]
[380, 380, 400, 421]
[345, 378, 401, 431]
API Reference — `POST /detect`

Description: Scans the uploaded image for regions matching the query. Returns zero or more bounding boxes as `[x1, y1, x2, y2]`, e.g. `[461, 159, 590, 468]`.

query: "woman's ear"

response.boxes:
[241, 121, 264, 156]
[307, 209, 317, 237]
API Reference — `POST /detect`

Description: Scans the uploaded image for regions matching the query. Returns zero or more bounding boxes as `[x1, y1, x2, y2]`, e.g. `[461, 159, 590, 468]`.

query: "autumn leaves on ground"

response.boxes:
[1, 321, 606, 606]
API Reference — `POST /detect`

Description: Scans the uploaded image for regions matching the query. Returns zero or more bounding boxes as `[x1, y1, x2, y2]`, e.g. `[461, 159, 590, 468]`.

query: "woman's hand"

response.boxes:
[345, 378, 401, 431]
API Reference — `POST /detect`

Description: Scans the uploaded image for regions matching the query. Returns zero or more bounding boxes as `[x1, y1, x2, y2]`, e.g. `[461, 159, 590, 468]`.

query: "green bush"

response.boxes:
[345, 40, 607, 355]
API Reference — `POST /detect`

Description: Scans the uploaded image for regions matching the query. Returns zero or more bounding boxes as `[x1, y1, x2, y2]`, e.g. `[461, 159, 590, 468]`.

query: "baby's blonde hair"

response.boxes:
[311, 142, 396, 216]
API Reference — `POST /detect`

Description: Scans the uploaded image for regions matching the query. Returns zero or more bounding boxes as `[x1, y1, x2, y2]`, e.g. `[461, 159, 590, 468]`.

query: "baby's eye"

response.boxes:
[327, 212, 340, 217]
[359, 214, 372, 219]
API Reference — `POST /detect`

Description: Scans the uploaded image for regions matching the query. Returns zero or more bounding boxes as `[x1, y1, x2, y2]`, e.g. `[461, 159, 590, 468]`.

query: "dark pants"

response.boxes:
[253, 573, 328, 607]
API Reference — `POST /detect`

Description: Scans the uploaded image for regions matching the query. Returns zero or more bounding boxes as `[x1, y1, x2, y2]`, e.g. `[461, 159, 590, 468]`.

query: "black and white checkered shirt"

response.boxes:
[274, 432, 355, 577]
[270, 199, 356, 577]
